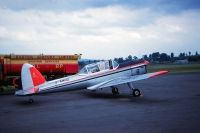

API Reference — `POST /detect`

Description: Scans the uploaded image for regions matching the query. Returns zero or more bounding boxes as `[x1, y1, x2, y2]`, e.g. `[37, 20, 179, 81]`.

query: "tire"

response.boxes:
[112, 87, 119, 95]
[132, 89, 141, 97]
[28, 99, 34, 103]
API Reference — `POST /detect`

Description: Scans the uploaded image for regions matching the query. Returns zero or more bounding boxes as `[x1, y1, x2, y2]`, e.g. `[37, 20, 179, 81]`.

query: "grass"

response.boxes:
[0, 85, 15, 95]
[147, 63, 200, 73]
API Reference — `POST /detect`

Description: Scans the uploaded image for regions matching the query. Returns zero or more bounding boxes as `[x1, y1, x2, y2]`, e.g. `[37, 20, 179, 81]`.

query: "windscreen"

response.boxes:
[79, 67, 88, 74]
[87, 64, 100, 73]
[113, 61, 119, 69]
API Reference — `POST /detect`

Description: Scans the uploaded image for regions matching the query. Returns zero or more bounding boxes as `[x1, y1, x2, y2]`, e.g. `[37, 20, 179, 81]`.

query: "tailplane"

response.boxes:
[15, 63, 46, 96]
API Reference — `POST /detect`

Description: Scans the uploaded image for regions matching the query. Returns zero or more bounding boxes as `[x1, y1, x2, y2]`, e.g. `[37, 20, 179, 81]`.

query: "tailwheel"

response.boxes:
[28, 98, 34, 103]
[132, 89, 141, 97]
[112, 87, 119, 95]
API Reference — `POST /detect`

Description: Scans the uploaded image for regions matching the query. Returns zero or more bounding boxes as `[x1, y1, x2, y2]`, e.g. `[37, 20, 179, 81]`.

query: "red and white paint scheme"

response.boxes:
[15, 60, 168, 101]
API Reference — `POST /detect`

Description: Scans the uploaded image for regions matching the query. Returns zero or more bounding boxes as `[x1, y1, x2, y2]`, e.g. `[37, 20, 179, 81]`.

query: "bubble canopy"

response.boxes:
[79, 60, 119, 74]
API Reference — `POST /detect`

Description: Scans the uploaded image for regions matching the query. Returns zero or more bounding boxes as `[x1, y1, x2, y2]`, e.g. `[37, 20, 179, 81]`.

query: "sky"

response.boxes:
[0, 0, 200, 59]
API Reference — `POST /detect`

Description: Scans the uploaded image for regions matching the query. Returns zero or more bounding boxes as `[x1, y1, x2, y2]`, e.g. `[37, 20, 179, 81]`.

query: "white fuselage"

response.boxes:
[37, 64, 147, 93]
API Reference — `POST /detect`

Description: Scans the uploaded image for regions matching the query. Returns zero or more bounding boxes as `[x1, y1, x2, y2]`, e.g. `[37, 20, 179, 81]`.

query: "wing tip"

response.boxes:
[150, 70, 168, 78]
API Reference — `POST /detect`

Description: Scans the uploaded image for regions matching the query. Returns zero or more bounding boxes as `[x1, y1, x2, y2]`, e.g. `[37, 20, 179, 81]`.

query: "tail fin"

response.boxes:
[15, 63, 46, 96]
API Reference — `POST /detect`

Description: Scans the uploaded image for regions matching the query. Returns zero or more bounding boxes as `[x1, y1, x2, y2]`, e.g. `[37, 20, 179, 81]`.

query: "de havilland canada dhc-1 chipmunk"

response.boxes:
[15, 60, 168, 102]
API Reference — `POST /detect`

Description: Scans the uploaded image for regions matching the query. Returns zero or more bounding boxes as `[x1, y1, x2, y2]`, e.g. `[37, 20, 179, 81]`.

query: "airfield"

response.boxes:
[0, 73, 200, 133]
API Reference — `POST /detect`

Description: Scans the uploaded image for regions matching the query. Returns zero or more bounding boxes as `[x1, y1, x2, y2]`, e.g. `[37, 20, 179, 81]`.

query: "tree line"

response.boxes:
[79, 51, 200, 68]
[114, 51, 200, 63]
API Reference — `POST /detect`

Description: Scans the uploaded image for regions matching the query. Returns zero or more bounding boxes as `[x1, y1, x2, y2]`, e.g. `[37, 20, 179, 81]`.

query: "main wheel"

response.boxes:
[132, 89, 141, 97]
[112, 87, 119, 95]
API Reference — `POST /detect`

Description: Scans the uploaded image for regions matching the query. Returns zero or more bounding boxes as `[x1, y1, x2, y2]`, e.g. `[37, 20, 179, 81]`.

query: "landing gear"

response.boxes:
[28, 98, 34, 103]
[111, 87, 119, 95]
[132, 89, 141, 97]
[128, 83, 141, 97]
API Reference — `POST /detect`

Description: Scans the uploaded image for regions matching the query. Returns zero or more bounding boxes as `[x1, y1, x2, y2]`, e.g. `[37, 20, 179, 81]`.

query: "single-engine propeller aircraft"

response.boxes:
[15, 60, 168, 102]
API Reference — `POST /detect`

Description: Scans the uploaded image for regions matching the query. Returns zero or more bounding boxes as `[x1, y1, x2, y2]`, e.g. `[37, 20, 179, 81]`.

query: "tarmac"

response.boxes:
[0, 73, 200, 133]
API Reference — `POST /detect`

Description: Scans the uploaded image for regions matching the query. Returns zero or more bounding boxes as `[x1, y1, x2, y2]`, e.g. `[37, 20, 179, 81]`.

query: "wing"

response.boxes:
[87, 70, 168, 90]
[15, 87, 38, 96]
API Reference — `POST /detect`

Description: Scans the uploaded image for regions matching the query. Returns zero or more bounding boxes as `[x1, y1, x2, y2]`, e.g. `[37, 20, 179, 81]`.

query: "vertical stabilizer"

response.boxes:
[18, 63, 46, 95]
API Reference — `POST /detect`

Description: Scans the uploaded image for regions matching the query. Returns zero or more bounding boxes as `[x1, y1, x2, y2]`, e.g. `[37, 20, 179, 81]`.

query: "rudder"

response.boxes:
[21, 63, 46, 93]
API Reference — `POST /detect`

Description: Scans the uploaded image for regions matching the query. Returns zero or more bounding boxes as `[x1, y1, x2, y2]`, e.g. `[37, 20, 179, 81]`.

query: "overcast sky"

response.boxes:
[0, 0, 200, 59]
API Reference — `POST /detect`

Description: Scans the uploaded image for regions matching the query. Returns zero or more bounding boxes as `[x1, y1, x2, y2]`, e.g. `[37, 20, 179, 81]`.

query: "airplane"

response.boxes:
[15, 60, 168, 102]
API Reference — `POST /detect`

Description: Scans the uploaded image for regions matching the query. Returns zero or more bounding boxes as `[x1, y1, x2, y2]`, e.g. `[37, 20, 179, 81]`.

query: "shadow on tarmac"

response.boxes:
[12, 89, 171, 107]
[14, 100, 43, 107]
[83, 91, 170, 105]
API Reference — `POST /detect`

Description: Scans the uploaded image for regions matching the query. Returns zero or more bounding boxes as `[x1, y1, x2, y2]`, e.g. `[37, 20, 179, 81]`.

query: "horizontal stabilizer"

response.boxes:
[15, 87, 38, 96]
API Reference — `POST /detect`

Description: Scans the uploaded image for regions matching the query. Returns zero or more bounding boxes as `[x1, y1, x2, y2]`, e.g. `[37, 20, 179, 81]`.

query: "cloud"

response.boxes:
[1, 0, 200, 12]
[0, 6, 199, 59]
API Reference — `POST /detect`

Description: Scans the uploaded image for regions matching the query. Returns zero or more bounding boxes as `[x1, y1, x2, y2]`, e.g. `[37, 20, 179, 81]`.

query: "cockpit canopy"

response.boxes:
[79, 60, 119, 75]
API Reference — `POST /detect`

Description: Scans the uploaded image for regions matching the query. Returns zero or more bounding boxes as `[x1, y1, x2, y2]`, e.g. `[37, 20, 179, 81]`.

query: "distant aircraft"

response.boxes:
[15, 60, 168, 102]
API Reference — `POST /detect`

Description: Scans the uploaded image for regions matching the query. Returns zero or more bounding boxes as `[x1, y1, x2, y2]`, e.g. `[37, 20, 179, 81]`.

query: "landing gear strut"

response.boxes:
[128, 83, 141, 97]
[111, 87, 119, 95]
